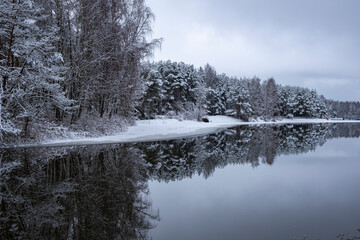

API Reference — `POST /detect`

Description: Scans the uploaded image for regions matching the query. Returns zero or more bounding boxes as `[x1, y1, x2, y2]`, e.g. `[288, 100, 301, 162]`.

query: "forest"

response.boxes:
[1, 0, 360, 144]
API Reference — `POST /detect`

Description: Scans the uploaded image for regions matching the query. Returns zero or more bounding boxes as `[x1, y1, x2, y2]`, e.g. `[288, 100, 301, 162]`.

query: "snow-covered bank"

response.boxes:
[24, 116, 360, 147]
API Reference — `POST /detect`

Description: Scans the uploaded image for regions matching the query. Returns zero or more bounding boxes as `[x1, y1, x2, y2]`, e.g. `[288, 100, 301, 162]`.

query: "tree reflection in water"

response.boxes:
[142, 123, 359, 181]
[1, 123, 359, 239]
[0, 145, 159, 240]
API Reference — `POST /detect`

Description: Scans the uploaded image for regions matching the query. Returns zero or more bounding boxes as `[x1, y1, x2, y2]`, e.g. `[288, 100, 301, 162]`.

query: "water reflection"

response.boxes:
[1, 123, 359, 239]
[141, 123, 359, 181]
[0, 145, 159, 240]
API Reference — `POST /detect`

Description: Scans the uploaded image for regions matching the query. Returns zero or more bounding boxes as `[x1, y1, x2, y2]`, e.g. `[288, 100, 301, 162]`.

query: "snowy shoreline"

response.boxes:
[17, 116, 358, 148]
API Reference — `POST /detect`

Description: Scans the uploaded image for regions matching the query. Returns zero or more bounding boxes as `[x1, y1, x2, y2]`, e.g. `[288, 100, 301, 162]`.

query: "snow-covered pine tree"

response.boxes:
[153, 60, 205, 118]
[204, 67, 226, 116]
[307, 89, 327, 118]
[225, 78, 252, 121]
[248, 77, 264, 119]
[0, 0, 72, 138]
[278, 85, 297, 118]
[138, 63, 164, 119]
[206, 88, 223, 115]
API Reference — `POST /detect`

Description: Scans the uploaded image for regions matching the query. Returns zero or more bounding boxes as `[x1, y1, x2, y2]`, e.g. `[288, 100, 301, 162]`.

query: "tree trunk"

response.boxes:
[6, 25, 15, 67]
[23, 117, 29, 136]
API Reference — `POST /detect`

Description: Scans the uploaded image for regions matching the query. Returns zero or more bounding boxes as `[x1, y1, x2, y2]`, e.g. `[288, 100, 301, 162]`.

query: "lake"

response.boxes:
[1, 123, 360, 239]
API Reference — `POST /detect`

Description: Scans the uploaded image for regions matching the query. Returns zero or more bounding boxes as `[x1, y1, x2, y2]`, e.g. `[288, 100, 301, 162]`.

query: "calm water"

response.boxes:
[1, 123, 360, 239]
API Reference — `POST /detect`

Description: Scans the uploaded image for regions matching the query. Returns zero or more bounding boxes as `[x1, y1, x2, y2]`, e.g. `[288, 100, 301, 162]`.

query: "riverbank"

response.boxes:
[23, 116, 359, 147]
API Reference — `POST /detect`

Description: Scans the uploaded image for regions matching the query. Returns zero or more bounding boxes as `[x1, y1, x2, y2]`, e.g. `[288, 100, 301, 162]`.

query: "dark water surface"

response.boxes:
[1, 123, 360, 239]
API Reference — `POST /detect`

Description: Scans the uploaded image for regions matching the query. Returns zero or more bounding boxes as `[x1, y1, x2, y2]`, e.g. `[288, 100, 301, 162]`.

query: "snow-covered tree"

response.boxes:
[248, 77, 264, 118]
[139, 61, 207, 119]
[72, 0, 161, 119]
[206, 88, 226, 115]
[203, 63, 218, 89]
[262, 78, 279, 120]
[138, 64, 164, 119]
[205, 70, 226, 116]
[278, 85, 329, 119]
[328, 100, 360, 119]
[0, 0, 72, 137]
[225, 78, 253, 121]
[278, 85, 297, 118]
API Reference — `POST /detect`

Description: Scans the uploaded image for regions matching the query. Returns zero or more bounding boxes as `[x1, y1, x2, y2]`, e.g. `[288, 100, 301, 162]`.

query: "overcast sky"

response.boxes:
[146, 0, 360, 101]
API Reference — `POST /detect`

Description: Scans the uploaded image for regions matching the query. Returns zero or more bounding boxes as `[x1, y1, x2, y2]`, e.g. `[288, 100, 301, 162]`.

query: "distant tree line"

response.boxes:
[1, 1, 359, 143]
[327, 100, 360, 119]
[137, 61, 360, 121]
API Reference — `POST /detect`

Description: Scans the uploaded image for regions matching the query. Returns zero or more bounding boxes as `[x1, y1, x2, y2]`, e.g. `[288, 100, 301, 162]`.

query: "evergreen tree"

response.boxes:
[248, 77, 264, 118]
[0, 0, 72, 137]
[278, 85, 297, 118]
[206, 89, 225, 115]
[225, 78, 252, 121]
[137, 63, 164, 119]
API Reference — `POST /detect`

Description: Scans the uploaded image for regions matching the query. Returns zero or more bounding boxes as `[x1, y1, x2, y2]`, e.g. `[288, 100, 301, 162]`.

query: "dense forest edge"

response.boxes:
[1, 0, 360, 145]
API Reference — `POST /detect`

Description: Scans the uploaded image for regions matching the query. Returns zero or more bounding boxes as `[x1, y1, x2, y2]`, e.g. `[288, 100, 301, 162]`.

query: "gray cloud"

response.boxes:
[147, 0, 360, 101]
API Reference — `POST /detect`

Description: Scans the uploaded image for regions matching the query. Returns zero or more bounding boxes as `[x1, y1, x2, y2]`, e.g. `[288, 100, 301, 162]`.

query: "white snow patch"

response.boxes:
[27, 116, 360, 147]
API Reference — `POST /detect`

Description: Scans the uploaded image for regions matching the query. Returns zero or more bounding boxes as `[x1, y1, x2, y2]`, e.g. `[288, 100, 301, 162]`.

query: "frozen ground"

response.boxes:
[33, 116, 360, 147]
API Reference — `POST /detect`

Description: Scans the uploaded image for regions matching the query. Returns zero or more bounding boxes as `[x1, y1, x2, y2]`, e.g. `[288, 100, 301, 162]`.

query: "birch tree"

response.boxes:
[73, 0, 161, 120]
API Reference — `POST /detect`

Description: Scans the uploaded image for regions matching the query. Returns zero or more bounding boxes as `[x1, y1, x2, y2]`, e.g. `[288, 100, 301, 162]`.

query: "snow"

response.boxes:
[29, 116, 360, 147]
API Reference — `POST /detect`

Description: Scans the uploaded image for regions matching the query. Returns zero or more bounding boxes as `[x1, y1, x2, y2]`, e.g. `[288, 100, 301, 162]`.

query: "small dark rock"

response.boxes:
[202, 117, 209, 122]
